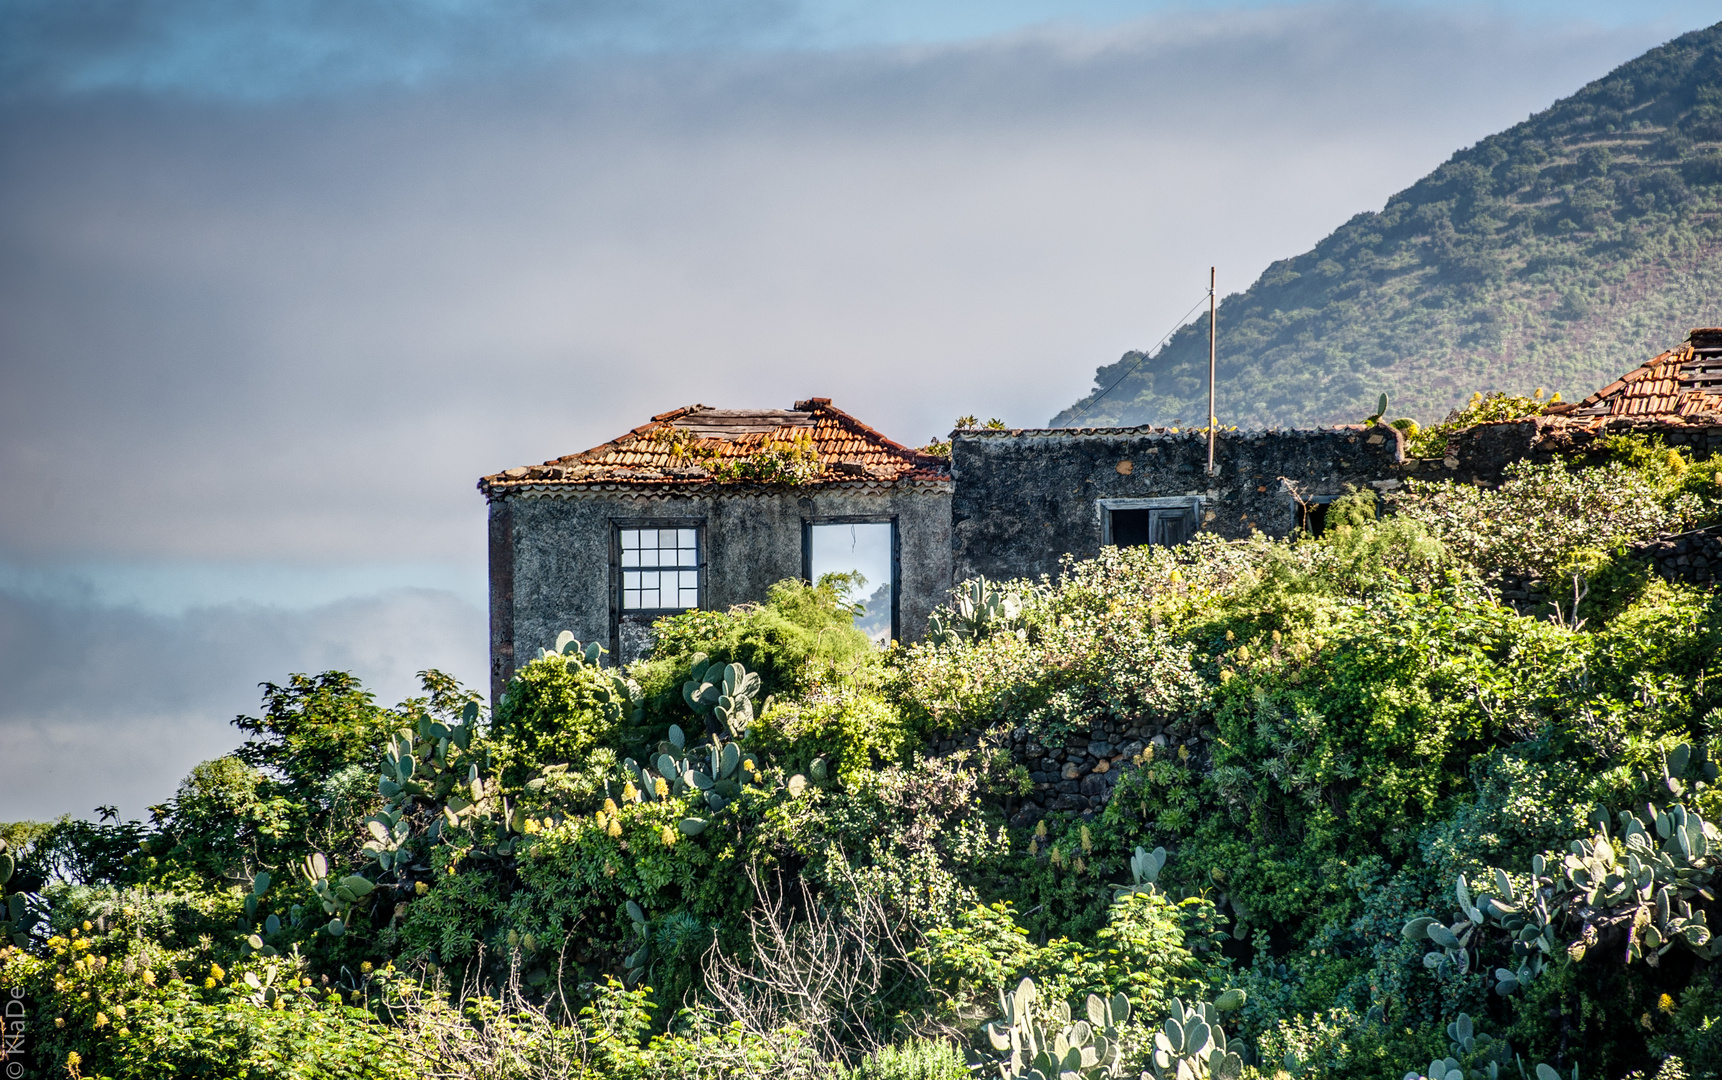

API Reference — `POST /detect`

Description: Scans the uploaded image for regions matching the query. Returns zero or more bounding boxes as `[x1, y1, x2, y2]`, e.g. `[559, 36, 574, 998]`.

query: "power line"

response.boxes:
[1063, 289, 1214, 425]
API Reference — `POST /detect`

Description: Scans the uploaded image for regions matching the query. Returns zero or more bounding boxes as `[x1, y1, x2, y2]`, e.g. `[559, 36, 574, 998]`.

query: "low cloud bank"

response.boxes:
[0, 586, 485, 822]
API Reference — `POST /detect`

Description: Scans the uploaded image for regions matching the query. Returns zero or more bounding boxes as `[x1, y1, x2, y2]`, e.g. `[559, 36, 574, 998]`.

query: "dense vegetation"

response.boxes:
[8, 439, 1722, 1078]
[1053, 21, 1722, 431]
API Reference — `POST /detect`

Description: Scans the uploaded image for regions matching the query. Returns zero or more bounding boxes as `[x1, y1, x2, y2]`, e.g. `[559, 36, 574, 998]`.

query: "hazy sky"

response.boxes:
[1, 0, 1712, 820]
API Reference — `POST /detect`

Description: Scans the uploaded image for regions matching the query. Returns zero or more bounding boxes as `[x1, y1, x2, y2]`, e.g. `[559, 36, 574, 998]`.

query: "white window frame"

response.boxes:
[615, 523, 703, 612]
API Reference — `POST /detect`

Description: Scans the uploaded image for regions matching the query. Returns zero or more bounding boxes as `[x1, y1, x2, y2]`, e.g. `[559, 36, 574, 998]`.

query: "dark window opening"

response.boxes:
[1298, 502, 1329, 537]
[1106, 503, 1199, 548]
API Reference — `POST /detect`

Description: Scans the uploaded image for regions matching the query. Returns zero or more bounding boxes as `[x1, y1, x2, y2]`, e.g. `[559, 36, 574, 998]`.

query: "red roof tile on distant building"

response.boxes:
[1551, 328, 1722, 421]
[479, 399, 949, 495]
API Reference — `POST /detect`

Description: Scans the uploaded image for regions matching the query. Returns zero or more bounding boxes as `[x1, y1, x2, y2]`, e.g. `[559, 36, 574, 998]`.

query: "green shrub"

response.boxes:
[490, 652, 640, 788]
[645, 576, 879, 698]
[844, 1037, 969, 1080]
[746, 693, 914, 783]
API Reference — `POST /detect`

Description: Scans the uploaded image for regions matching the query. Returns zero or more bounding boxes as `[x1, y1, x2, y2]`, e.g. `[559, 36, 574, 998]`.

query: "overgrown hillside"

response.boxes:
[7, 440, 1722, 1079]
[1054, 21, 1722, 430]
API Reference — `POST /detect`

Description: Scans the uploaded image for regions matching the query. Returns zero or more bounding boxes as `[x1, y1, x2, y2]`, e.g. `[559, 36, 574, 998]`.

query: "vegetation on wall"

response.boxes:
[9, 441, 1722, 1078]
[1054, 21, 1722, 431]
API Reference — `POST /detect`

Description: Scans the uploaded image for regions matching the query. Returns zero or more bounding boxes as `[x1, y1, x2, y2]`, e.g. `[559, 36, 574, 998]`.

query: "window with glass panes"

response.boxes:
[618, 527, 700, 610]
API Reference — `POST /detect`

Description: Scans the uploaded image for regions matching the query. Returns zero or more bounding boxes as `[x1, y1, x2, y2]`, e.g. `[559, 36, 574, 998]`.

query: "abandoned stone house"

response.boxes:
[479, 328, 1722, 707]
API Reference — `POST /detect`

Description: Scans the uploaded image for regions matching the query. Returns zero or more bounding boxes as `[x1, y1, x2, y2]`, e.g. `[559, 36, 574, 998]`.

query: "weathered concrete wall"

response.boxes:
[488, 482, 952, 703]
[950, 424, 1406, 582]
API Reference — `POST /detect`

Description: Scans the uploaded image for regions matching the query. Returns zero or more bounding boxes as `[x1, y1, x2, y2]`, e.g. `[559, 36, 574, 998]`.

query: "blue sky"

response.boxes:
[1, 0, 1714, 818]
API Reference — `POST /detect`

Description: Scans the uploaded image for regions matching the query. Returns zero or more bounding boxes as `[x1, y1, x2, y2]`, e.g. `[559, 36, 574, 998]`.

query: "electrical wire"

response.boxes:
[1063, 289, 1214, 425]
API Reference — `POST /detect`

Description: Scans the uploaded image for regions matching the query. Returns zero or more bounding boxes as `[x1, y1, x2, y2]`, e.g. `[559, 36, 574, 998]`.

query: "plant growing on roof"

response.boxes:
[707, 432, 825, 485]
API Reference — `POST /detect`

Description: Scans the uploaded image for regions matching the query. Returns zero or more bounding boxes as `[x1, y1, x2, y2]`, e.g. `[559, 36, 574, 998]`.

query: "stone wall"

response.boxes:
[925, 717, 1209, 825]
[949, 423, 1408, 583]
[488, 480, 952, 704]
[1441, 416, 1722, 484]
[1632, 524, 1722, 587]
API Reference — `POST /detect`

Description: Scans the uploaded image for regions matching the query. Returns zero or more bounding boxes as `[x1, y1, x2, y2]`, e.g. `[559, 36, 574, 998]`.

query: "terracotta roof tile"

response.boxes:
[1562, 329, 1722, 423]
[480, 400, 949, 495]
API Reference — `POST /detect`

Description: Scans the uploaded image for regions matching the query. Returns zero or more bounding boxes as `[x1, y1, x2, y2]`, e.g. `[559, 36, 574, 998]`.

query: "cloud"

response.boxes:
[0, 586, 485, 821]
[0, 5, 1670, 573]
[0, 0, 806, 100]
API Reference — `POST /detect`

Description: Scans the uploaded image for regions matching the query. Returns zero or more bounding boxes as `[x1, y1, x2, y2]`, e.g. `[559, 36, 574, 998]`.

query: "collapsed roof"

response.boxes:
[479, 398, 949, 496]
[1549, 328, 1722, 422]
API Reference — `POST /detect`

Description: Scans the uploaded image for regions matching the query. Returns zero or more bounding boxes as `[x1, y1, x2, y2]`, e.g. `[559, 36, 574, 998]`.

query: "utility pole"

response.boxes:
[1207, 266, 1217, 476]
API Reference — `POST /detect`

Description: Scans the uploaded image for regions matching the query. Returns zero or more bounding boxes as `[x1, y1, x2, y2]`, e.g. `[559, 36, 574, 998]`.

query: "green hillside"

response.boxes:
[1054, 21, 1722, 430]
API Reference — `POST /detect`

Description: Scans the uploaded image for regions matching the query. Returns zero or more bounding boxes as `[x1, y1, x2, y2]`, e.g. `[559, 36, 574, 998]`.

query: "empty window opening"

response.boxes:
[1296, 496, 1339, 538]
[619, 527, 700, 610]
[806, 521, 895, 645]
[1101, 499, 1201, 549]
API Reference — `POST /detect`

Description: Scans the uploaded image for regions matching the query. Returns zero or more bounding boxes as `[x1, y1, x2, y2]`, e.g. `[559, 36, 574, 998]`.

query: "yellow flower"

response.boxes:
[55, 1017, 65, 1029]
[81, 921, 92, 932]
[121, 905, 135, 918]
[622, 781, 639, 802]
[117, 1026, 129, 1036]
[93, 1012, 108, 1028]
[661, 826, 677, 847]
[594, 810, 607, 829]
[1034, 820, 1047, 839]
[414, 881, 428, 895]
[302, 977, 315, 988]
[1074, 857, 1087, 875]
[113, 1004, 126, 1019]
[604, 798, 618, 814]
[654, 778, 669, 797]
[1028, 838, 1039, 857]
[1661, 993, 1677, 1013]
[360, 961, 374, 974]
[142, 970, 156, 987]
[1080, 826, 1093, 855]
[209, 963, 225, 983]
[204, 978, 217, 989]
[1178, 744, 1190, 762]
[522, 817, 540, 835]
[607, 819, 623, 838]
[66, 1052, 81, 1068]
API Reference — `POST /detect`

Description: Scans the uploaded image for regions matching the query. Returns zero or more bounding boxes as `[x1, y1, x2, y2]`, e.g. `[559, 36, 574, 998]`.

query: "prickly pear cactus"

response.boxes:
[361, 698, 516, 882]
[612, 658, 803, 837]
[927, 577, 1026, 647]
[296, 852, 375, 938]
[1112, 845, 1166, 900]
[1403, 784, 1718, 995]
[1146, 992, 1250, 1080]
[0, 838, 42, 948]
[682, 654, 762, 738]
[980, 976, 1130, 1079]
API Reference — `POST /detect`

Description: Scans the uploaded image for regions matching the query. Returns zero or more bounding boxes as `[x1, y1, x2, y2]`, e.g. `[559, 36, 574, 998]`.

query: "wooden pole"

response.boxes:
[1207, 266, 1217, 476]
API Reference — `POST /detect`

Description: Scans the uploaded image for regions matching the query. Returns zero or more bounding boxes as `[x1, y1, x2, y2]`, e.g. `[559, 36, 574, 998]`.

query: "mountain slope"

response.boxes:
[1053, 21, 1722, 430]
